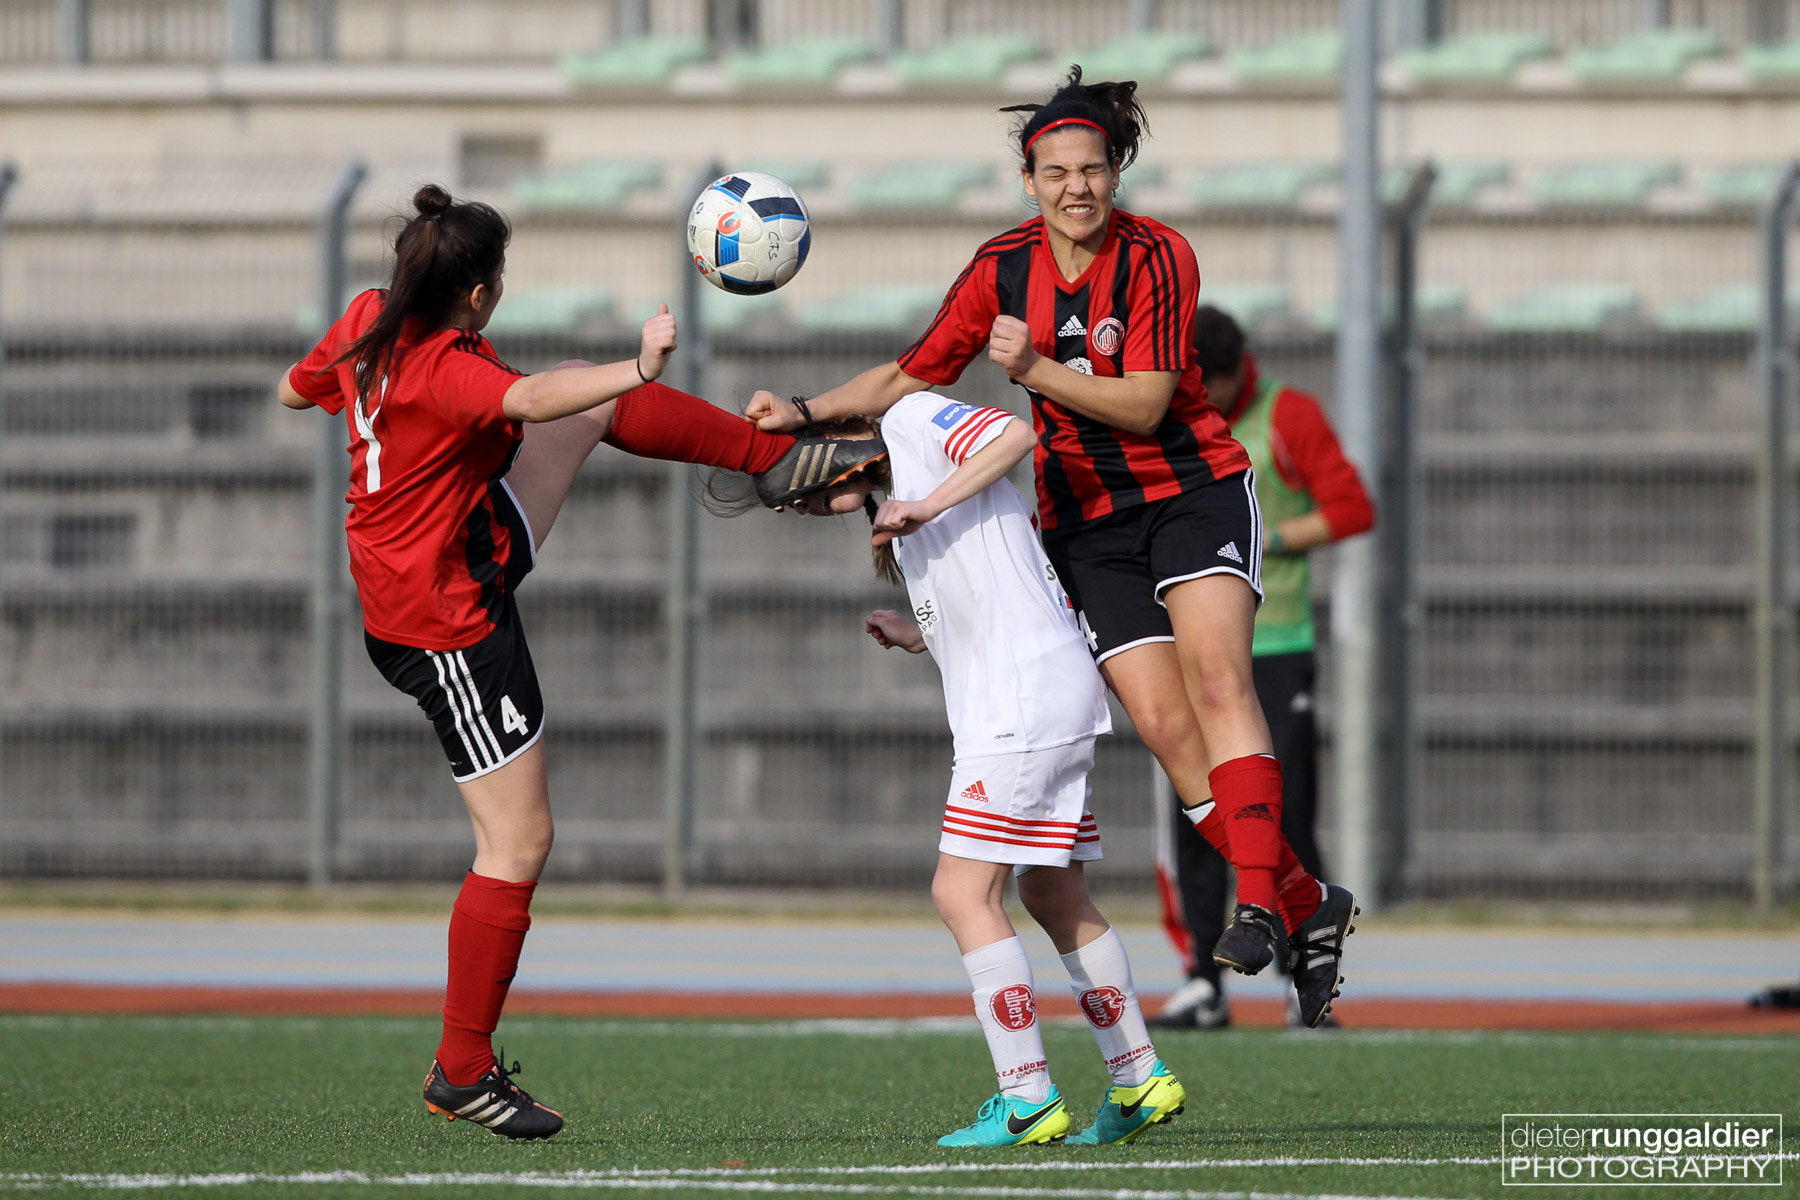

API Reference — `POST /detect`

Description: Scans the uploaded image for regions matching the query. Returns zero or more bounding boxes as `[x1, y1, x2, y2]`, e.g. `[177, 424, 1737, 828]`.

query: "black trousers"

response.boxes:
[1171, 650, 1327, 986]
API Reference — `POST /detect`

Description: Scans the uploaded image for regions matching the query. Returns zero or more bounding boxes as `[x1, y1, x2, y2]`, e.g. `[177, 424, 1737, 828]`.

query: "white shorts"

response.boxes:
[938, 737, 1103, 869]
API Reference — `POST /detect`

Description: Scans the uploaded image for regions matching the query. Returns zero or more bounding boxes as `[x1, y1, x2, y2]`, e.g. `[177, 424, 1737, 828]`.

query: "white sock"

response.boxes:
[1060, 926, 1157, 1088]
[963, 936, 1052, 1103]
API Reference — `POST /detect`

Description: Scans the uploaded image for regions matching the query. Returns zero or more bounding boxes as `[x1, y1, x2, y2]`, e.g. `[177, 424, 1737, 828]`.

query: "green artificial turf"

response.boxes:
[0, 1014, 1793, 1198]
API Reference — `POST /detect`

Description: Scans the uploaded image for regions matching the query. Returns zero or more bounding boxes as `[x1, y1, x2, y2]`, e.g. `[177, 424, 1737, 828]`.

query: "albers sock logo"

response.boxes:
[1078, 986, 1127, 1028]
[1233, 802, 1276, 822]
[990, 984, 1037, 1031]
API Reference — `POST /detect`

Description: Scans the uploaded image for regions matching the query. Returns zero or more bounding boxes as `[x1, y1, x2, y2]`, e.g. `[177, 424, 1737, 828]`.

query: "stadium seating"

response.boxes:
[559, 36, 709, 88]
[1483, 283, 1642, 331]
[1656, 285, 1800, 332]
[735, 162, 829, 190]
[1704, 163, 1785, 208]
[1228, 31, 1341, 83]
[888, 34, 1040, 85]
[1385, 162, 1508, 207]
[481, 286, 615, 335]
[511, 161, 662, 210]
[1310, 285, 1469, 330]
[1398, 32, 1554, 85]
[1532, 162, 1681, 208]
[1741, 37, 1800, 81]
[791, 284, 945, 333]
[1567, 28, 1724, 82]
[727, 36, 875, 86]
[846, 162, 993, 210]
[1073, 32, 1210, 81]
[1189, 163, 1335, 208]
[1195, 283, 1293, 327]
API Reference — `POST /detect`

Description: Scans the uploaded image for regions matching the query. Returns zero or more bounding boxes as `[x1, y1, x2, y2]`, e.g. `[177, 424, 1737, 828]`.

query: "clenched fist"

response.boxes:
[987, 315, 1039, 379]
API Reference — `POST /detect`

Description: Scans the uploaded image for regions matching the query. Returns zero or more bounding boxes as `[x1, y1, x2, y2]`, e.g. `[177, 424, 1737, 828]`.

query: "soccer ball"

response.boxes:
[686, 171, 811, 294]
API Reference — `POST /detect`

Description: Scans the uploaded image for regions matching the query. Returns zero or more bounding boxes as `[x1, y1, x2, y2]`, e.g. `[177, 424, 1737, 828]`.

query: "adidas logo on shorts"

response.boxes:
[1217, 541, 1243, 564]
[960, 781, 989, 802]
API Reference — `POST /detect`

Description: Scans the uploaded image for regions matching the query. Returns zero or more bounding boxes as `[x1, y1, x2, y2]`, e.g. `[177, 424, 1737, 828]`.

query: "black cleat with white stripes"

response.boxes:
[754, 436, 889, 509]
[423, 1055, 564, 1140]
[1289, 884, 1358, 1029]
[1212, 902, 1286, 976]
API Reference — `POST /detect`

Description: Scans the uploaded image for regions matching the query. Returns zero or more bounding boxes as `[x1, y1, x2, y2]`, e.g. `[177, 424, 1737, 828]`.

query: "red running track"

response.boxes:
[4, 983, 1798, 1034]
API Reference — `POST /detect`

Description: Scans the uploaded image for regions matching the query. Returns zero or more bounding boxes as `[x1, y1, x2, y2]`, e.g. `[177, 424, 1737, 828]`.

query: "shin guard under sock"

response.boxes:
[963, 937, 1052, 1103]
[1208, 755, 1284, 913]
[603, 382, 792, 474]
[438, 872, 536, 1086]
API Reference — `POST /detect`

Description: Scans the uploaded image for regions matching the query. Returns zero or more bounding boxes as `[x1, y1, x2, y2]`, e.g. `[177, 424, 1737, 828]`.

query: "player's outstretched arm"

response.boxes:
[276, 373, 315, 410]
[988, 315, 1177, 435]
[870, 418, 1034, 546]
[746, 361, 933, 431]
[866, 610, 926, 653]
[502, 304, 678, 423]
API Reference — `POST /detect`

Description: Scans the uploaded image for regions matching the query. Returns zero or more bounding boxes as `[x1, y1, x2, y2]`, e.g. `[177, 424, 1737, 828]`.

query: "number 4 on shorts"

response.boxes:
[501, 695, 530, 736]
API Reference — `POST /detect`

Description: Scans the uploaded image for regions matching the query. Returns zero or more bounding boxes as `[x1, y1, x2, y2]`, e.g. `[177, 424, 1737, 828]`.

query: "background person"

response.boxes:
[1150, 305, 1375, 1029]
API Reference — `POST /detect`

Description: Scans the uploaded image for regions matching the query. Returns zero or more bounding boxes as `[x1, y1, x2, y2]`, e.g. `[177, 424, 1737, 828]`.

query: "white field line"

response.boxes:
[0, 1170, 1474, 1199]
[2, 1014, 1798, 1053]
[6, 1157, 1798, 1193]
[0, 1179, 1467, 1200]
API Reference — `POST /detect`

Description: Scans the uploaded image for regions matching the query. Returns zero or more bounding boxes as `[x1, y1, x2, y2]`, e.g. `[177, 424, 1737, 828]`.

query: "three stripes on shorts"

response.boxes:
[428, 649, 505, 771]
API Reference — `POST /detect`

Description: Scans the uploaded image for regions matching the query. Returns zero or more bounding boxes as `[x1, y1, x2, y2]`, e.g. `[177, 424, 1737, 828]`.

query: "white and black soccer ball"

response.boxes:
[686, 171, 811, 295]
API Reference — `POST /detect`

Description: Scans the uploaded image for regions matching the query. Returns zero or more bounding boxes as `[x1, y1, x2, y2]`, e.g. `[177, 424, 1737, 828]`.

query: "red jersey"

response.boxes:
[288, 289, 528, 651]
[898, 210, 1249, 531]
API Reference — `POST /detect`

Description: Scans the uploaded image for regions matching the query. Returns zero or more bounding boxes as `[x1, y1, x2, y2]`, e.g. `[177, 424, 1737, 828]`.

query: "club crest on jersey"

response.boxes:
[1079, 986, 1127, 1028]
[914, 598, 940, 633]
[1092, 316, 1124, 356]
[991, 984, 1037, 1031]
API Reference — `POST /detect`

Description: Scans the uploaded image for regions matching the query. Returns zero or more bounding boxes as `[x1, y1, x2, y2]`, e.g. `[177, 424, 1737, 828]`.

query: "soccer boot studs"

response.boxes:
[422, 1054, 564, 1140]
[754, 436, 889, 509]
[1067, 1060, 1187, 1145]
[1212, 902, 1286, 976]
[937, 1087, 1070, 1147]
[1289, 883, 1358, 1028]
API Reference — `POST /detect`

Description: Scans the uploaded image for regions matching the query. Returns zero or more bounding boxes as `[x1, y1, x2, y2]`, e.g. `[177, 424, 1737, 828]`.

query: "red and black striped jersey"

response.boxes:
[897, 210, 1248, 531]
[288, 289, 529, 652]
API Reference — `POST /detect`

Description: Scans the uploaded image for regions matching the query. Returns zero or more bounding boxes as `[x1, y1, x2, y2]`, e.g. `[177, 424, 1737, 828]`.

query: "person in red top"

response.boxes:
[1151, 305, 1375, 1030]
[279, 184, 878, 1140]
[747, 68, 1357, 1030]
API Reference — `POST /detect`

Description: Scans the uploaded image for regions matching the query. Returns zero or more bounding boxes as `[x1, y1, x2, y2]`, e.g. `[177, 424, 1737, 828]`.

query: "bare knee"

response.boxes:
[1186, 660, 1256, 720]
[1131, 698, 1204, 763]
[487, 818, 554, 882]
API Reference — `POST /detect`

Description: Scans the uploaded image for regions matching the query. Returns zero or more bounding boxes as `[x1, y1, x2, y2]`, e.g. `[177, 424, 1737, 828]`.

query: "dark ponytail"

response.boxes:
[1001, 65, 1148, 172]
[333, 184, 511, 404]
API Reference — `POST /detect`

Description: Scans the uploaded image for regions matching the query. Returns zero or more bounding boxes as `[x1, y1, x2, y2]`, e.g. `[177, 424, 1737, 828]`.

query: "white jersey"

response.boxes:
[883, 391, 1112, 759]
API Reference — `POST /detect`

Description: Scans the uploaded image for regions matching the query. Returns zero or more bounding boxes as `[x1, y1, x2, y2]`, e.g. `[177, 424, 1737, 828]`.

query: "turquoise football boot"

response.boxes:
[936, 1086, 1070, 1147]
[1066, 1060, 1186, 1145]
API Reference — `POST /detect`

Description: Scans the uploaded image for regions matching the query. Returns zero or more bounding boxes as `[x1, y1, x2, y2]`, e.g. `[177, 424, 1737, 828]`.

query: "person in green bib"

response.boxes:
[1150, 305, 1375, 1029]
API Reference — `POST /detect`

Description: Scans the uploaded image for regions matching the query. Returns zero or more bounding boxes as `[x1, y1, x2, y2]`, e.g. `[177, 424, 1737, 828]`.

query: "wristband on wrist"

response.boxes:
[635, 357, 650, 384]
[792, 396, 816, 429]
[1266, 526, 1287, 556]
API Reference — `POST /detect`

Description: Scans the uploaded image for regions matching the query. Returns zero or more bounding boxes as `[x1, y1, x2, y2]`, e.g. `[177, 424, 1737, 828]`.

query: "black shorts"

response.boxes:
[1042, 470, 1264, 664]
[365, 481, 545, 782]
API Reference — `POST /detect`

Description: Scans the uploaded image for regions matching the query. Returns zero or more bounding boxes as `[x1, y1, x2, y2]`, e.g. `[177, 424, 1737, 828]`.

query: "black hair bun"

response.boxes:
[413, 184, 453, 219]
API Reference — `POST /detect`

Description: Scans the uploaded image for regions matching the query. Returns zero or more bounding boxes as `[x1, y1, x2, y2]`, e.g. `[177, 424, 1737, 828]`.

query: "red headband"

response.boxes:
[1024, 117, 1112, 159]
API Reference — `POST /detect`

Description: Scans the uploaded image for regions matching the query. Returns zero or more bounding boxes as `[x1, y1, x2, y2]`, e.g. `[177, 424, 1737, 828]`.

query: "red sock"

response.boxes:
[438, 872, 536, 1086]
[1186, 801, 1231, 857]
[603, 382, 792, 474]
[1277, 852, 1323, 932]
[1208, 755, 1284, 913]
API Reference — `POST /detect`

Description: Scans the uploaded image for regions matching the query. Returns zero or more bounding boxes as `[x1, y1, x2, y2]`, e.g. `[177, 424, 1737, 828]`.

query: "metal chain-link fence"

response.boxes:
[1, 143, 1795, 897]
